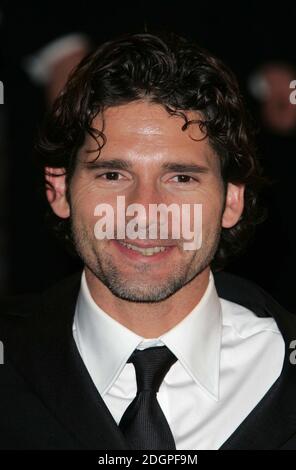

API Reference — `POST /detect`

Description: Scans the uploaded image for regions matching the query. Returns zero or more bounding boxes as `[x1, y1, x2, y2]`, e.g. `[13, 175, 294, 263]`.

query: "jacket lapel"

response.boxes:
[5, 272, 129, 450]
[215, 271, 296, 449]
[219, 358, 296, 449]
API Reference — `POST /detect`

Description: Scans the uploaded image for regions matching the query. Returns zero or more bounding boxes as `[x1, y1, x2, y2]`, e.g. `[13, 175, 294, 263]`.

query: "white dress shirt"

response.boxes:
[73, 270, 285, 450]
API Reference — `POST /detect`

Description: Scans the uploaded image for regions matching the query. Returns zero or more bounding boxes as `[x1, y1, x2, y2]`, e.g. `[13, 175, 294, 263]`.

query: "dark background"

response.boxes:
[0, 1, 296, 312]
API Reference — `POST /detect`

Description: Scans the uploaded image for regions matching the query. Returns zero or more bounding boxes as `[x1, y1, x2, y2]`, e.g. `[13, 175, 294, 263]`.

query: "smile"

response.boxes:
[118, 241, 167, 256]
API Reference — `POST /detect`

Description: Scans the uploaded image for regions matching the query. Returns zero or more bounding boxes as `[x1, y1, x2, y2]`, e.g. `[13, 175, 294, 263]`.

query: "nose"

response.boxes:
[125, 179, 166, 238]
[127, 178, 164, 209]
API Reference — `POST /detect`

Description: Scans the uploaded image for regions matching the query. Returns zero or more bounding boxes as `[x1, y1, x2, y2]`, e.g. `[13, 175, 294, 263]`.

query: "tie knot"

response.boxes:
[127, 346, 177, 393]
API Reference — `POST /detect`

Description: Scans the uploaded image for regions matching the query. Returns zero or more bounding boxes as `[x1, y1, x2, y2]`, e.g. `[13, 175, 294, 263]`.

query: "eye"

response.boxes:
[96, 172, 124, 180]
[171, 174, 197, 183]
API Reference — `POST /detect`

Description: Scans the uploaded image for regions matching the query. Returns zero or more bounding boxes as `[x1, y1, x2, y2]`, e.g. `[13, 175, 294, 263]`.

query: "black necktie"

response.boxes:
[119, 345, 178, 450]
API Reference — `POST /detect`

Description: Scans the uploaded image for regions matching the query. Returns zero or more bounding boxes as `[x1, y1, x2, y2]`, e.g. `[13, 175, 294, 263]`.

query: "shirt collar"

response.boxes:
[73, 270, 222, 401]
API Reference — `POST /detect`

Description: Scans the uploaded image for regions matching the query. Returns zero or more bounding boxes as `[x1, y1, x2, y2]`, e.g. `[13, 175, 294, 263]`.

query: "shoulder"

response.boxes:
[214, 270, 292, 316]
[0, 271, 82, 335]
[220, 297, 282, 338]
[214, 270, 296, 340]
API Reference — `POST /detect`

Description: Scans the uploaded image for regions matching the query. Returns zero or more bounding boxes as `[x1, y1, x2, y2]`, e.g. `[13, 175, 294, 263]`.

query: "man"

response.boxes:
[0, 32, 295, 450]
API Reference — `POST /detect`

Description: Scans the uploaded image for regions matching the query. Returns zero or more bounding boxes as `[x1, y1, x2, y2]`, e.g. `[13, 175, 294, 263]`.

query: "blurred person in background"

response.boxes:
[237, 61, 296, 313]
[249, 62, 296, 135]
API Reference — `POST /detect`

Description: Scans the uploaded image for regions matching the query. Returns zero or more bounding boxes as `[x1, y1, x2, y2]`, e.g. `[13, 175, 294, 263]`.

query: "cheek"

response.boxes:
[70, 181, 121, 242]
[70, 179, 109, 217]
[71, 195, 100, 237]
[197, 182, 224, 216]
[200, 196, 225, 235]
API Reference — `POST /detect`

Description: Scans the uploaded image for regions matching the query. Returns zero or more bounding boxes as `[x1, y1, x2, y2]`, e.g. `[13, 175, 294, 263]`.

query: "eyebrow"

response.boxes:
[161, 162, 210, 174]
[83, 158, 210, 174]
[83, 159, 132, 171]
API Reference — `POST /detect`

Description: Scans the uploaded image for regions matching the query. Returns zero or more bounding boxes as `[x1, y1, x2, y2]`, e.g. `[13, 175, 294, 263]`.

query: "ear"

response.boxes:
[45, 167, 70, 218]
[222, 182, 245, 228]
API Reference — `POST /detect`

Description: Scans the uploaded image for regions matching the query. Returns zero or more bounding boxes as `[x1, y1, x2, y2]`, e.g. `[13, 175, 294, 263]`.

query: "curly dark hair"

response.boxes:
[37, 31, 267, 271]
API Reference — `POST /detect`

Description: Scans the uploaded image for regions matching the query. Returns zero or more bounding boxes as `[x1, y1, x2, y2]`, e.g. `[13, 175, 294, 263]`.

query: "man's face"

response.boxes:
[261, 65, 296, 134]
[67, 101, 230, 302]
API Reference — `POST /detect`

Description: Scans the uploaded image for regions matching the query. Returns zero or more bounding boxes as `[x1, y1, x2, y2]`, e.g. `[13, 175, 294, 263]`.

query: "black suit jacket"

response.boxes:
[0, 270, 296, 450]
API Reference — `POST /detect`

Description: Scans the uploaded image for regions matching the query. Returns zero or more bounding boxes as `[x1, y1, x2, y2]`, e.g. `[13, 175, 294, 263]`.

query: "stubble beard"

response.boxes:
[70, 219, 222, 303]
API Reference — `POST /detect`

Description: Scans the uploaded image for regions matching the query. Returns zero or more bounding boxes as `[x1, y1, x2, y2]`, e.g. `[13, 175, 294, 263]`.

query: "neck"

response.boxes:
[84, 266, 210, 338]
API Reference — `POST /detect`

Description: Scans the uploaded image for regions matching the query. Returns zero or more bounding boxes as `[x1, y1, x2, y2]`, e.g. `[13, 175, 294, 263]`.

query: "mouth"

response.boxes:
[118, 240, 168, 255]
[111, 239, 176, 261]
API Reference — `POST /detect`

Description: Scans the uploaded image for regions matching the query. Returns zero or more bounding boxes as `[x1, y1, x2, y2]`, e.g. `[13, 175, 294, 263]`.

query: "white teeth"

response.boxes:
[118, 241, 167, 256]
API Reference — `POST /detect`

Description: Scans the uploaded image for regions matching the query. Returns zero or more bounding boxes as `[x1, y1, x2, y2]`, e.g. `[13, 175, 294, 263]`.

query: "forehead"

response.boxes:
[81, 101, 218, 168]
